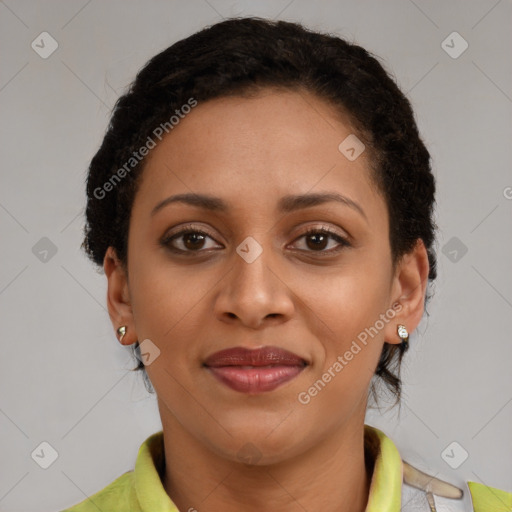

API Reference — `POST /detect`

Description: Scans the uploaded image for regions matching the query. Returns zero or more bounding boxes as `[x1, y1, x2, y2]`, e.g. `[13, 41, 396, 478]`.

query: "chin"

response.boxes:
[213, 427, 307, 467]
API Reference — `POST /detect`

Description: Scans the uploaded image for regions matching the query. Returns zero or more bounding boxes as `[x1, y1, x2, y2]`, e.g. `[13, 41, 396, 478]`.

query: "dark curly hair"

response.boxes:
[81, 17, 437, 406]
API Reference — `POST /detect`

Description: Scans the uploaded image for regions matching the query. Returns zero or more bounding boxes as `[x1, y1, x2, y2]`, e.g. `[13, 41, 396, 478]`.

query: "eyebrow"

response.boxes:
[151, 192, 367, 220]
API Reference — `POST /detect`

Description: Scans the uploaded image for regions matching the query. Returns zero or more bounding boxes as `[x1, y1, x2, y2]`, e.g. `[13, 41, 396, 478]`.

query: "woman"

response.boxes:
[62, 17, 510, 512]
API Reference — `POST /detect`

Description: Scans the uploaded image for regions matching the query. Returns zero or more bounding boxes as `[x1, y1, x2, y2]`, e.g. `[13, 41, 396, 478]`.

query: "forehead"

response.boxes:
[134, 89, 383, 216]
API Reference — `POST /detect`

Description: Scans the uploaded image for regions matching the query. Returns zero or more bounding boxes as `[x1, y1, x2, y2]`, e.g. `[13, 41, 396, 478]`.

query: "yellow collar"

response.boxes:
[62, 424, 511, 511]
[131, 425, 510, 512]
[363, 425, 403, 511]
[134, 430, 177, 511]
[133, 424, 402, 512]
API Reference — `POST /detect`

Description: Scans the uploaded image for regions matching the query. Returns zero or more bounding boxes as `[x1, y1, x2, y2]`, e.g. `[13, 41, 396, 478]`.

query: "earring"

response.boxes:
[397, 324, 409, 350]
[117, 325, 127, 343]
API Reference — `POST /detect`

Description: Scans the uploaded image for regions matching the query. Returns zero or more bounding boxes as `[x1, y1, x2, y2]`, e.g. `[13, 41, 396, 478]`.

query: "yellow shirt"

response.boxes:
[60, 425, 511, 512]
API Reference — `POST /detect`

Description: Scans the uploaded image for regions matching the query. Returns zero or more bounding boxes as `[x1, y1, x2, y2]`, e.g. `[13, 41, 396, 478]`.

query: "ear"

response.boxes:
[103, 246, 136, 346]
[383, 239, 430, 345]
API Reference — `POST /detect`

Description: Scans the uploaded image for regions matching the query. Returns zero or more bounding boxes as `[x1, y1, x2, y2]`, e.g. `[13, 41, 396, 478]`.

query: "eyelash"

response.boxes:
[161, 224, 351, 256]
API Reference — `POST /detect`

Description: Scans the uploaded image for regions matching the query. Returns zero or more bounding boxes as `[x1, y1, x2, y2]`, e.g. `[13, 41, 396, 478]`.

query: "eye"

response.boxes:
[161, 224, 351, 256]
[290, 226, 350, 254]
[161, 225, 222, 253]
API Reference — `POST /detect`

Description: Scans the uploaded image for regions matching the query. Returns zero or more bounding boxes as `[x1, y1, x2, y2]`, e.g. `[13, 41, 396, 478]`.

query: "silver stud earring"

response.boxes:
[117, 325, 127, 343]
[397, 324, 409, 350]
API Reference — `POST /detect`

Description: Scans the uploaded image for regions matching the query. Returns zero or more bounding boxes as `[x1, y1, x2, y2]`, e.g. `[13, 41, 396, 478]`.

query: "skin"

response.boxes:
[104, 88, 429, 512]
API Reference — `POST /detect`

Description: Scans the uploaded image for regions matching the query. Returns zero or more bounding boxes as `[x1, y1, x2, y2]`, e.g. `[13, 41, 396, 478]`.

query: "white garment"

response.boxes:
[401, 481, 474, 512]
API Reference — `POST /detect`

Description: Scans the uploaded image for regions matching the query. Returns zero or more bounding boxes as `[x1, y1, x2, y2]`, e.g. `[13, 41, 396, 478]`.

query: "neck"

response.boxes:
[159, 406, 373, 512]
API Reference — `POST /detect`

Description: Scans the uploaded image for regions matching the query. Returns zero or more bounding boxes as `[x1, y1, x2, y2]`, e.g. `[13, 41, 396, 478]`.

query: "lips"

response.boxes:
[204, 346, 307, 393]
[204, 346, 307, 367]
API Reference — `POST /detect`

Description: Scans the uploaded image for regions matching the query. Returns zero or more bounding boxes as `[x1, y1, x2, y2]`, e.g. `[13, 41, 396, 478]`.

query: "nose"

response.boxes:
[213, 243, 295, 329]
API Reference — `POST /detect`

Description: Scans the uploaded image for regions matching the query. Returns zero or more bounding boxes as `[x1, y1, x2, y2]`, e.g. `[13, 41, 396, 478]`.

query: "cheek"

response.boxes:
[297, 255, 392, 402]
[306, 264, 391, 344]
[296, 273, 389, 419]
[128, 258, 224, 386]
[129, 254, 206, 335]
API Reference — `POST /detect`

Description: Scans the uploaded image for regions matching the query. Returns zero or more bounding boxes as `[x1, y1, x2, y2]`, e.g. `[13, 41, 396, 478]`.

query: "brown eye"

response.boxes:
[292, 227, 350, 254]
[162, 227, 222, 253]
[305, 232, 329, 250]
[180, 232, 207, 251]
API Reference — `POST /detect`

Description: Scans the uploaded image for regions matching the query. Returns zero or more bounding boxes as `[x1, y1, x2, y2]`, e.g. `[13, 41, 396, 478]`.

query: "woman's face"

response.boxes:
[106, 88, 427, 464]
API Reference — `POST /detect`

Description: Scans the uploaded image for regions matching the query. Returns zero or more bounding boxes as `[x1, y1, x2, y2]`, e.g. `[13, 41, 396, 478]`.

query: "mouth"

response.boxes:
[203, 346, 308, 394]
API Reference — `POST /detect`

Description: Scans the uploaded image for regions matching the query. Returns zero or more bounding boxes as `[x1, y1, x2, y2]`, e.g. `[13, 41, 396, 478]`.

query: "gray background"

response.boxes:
[0, 1, 511, 510]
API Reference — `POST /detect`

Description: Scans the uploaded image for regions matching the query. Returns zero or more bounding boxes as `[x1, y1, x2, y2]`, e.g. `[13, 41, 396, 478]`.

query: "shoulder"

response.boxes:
[401, 459, 512, 512]
[466, 481, 512, 512]
[365, 424, 511, 512]
[58, 430, 171, 512]
[59, 470, 137, 511]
